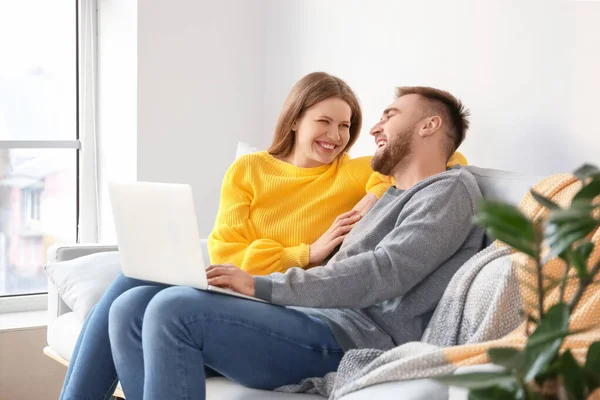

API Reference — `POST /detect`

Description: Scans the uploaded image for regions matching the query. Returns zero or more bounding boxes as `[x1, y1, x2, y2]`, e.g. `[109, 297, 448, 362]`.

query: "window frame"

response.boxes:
[0, 0, 97, 313]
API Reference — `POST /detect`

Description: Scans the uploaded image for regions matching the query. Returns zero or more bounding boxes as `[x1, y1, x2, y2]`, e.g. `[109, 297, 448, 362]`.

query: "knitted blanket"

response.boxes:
[278, 174, 600, 399]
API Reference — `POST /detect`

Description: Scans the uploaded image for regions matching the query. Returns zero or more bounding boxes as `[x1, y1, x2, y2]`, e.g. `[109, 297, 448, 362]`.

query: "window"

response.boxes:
[0, 1, 80, 299]
[21, 184, 44, 223]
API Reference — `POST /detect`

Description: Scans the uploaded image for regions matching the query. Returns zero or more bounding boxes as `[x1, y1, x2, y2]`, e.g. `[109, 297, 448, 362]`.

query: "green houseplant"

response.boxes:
[436, 164, 600, 400]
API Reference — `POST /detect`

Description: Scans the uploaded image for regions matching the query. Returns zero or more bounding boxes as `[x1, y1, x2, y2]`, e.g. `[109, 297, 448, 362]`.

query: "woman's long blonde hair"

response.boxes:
[268, 72, 362, 158]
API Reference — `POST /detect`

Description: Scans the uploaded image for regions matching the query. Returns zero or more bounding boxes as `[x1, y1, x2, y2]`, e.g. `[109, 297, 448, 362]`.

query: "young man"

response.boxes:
[109, 87, 485, 400]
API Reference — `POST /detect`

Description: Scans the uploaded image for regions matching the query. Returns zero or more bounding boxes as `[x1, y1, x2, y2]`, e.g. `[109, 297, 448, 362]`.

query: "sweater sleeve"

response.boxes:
[253, 177, 476, 307]
[344, 156, 394, 199]
[208, 161, 310, 276]
[365, 172, 394, 198]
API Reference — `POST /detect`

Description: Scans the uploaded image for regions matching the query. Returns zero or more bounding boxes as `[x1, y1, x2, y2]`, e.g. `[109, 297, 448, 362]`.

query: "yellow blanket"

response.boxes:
[444, 173, 600, 367]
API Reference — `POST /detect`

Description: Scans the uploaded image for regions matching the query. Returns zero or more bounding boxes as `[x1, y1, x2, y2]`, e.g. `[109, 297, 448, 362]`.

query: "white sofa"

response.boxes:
[45, 165, 542, 399]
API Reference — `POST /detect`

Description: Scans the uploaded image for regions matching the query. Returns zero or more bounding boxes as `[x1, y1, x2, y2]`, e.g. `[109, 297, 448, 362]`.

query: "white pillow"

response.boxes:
[44, 251, 122, 321]
[235, 141, 260, 159]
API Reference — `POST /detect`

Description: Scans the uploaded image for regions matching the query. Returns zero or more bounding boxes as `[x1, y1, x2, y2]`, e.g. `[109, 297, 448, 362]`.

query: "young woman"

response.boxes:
[59, 72, 466, 400]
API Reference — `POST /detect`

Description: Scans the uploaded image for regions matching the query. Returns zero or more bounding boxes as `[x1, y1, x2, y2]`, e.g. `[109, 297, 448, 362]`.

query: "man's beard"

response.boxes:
[371, 125, 415, 176]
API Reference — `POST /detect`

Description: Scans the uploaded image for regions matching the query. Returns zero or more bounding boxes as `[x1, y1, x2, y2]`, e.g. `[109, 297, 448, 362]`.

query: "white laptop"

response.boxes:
[108, 181, 266, 303]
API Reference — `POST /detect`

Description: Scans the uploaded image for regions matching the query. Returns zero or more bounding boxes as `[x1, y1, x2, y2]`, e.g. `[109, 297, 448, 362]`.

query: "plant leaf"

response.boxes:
[486, 227, 537, 258]
[488, 348, 525, 372]
[477, 201, 536, 239]
[524, 303, 570, 382]
[573, 164, 600, 181]
[545, 218, 598, 260]
[433, 371, 517, 390]
[475, 202, 537, 257]
[574, 178, 600, 202]
[546, 217, 598, 243]
[524, 338, 563, 383]
[531, 190, 561, 211]
[468, 386, 517, 400]
[585, 342, 600, 390]
[584, 369, 600, 394]
[565, 241, 595, 280]
[474, 214, 532, 240]
[578, 241, 596, 261]
[547, 201, 596, 224]
[559, 350, 588, 400]
[519, 386, 544, 400]
[586, 341, 600, 371]
[533, 358, 561, 386]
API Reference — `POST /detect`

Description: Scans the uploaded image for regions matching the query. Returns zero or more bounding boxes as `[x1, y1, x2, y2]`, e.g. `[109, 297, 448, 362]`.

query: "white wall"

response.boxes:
[97, 0, 138, 242]
[97, 0, 599, 239]
[137, 0, 267, 237]
[569, 3, 600, 167]
[263, 0, 600, 176]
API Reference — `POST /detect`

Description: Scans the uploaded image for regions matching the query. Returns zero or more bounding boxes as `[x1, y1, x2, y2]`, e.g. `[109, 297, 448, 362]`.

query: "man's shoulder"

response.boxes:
[445, 166, 482, 199]
[411, 166, 482, 206]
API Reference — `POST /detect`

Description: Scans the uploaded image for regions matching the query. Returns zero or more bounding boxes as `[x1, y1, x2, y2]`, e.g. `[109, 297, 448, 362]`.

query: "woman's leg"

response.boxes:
[109, 286, 223, 400]
[59, 272, 166, 400]
[111, 287, 344, 400]
[107, 285, 166, 400]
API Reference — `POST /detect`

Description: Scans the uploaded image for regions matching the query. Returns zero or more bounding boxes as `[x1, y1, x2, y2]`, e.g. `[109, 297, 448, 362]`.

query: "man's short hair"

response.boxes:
[395, 86, 470, 157]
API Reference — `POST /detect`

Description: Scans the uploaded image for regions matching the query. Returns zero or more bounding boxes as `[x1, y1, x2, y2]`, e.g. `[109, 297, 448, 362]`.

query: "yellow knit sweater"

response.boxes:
[208, 151, 467, 275]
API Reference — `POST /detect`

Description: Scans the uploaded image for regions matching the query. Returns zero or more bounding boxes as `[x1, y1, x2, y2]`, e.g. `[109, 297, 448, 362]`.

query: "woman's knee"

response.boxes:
[100, 272, 149, 307]
[142, 287, 211, 336]
[108, 286, 163, 338]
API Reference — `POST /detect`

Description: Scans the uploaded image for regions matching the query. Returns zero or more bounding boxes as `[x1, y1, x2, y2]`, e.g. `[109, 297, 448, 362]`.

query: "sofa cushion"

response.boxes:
[465, 166, 543, 246]
[47, 312, 82, 362]
[236, 141, 260, 159]
[44, 251, 122, 321]
[448, 364, 504, 400]
[206, 378, 321, 399]
[465, 166, 543, 205]
[339, 379, 448, 400]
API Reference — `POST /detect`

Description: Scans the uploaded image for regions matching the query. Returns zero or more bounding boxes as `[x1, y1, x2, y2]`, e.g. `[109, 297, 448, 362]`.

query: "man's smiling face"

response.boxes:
[370, 94, 424, 176]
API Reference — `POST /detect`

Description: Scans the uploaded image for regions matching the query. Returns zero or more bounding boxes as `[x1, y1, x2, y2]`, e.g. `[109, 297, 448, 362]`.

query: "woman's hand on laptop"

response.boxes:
[206, 264, 255, 296]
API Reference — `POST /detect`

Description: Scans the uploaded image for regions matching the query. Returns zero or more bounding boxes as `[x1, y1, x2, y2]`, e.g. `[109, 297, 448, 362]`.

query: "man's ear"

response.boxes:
[419, 116, 442, 138]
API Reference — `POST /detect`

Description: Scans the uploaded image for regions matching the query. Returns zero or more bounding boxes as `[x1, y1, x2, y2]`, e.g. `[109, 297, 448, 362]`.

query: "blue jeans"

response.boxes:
[60, 272, 164, 400]
[60, 273, 344, 400]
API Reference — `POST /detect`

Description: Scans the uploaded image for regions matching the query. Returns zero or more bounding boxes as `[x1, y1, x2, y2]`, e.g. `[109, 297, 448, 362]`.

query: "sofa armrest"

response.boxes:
[47, 244, 118, 325]
[47, 243, 119, 263]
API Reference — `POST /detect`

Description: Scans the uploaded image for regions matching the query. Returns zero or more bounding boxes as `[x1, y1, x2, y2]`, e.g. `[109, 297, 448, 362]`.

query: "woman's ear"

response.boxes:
[291, 120, 298, 131]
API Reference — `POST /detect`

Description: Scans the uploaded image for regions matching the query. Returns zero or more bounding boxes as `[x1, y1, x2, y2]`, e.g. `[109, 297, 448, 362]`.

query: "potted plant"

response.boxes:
[436, 164, 600, 400]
